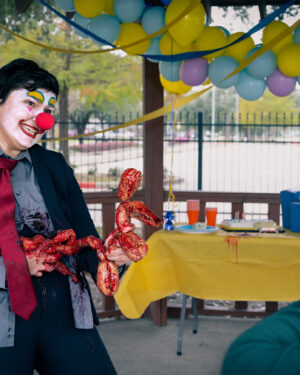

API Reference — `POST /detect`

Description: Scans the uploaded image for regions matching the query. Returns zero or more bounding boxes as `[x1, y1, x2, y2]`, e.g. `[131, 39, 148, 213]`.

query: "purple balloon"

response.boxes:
[267, 68, 296, 97]
[180, 58, 208, 86]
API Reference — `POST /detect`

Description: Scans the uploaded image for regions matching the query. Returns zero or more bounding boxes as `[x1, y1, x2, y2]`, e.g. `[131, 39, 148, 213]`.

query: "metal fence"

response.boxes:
[45, 111, 300, 226]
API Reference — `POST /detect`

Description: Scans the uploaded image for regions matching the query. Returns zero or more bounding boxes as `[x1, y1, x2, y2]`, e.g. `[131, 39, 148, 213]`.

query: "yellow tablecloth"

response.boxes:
[115, 229, 300, 319]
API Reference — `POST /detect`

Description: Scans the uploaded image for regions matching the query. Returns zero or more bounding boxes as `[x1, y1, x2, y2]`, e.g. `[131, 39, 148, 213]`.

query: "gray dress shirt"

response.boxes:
[0, 150, 93, 347]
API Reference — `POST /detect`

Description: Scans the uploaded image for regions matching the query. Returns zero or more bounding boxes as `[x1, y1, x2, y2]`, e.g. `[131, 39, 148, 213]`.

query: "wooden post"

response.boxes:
[143, 59, 165, 325]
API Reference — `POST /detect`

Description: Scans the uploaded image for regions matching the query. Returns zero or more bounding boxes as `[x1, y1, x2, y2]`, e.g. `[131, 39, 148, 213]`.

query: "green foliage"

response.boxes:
[0, 5, 142, 119]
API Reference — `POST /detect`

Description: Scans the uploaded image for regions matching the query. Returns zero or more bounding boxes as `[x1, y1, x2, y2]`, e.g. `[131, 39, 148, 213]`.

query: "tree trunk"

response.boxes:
[59, 82, 69, 163]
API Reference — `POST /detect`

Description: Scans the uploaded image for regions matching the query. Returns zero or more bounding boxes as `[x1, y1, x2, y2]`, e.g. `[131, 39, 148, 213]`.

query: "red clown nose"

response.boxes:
[36, 113, 55, 131]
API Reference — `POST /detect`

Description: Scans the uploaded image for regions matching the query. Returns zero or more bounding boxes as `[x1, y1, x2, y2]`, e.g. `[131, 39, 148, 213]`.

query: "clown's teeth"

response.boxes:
[20, 124, 35, 135]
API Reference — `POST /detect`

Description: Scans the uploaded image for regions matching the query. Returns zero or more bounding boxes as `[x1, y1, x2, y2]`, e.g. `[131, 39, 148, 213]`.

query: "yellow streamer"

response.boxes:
[41, 17, 299, 143]
[0, 0, 200, 55]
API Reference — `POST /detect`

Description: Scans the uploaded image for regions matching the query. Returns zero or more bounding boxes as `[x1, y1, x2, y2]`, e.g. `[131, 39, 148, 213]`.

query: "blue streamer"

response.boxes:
[38, 0, 296, 61]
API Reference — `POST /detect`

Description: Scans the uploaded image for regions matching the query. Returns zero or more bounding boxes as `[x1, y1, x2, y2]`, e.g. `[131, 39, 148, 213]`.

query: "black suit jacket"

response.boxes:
[29, 144, 101, 324]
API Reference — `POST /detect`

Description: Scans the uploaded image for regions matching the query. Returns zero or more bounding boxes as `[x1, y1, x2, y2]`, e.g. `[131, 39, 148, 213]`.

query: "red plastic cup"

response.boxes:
[205, 207, 217, 226]
[187, 200, 199, 225]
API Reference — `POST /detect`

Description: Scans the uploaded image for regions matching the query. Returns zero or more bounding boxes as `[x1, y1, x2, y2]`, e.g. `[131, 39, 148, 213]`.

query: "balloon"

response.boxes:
[208, 55, 240, 89]
[294, 26, 300, 44]
[235, 70, 266, 101]
[160, 32, 184, 55]
[141, 6, 165, 38]
[277, 43, 300, 77]
[55, 0, 75, 11]
[297, 76, 300, 85]
[114, 0, 145, 23]
[104, 0, 114, 15]
[161, 0, 172, 5]
[202, 77, 211, 86]
[180, 58, 208, 86]
[225, 32, 255, 63]
[159, 61, 182, 81]
[145, 37, 162, 63]
[246, 46, 277, 79]
[165, 0, 206, 47]
[218, 26, 230, 37]
[160, 75, 191, 95]
[117, 23, 150, 55]
[73, 12, 90, 38]
[88, 14, 120, 45]
[74, 0, 105, 18]
[267, 68, 296, 97]
[194, 26, 227, 59]
[262, 21, 293, 55]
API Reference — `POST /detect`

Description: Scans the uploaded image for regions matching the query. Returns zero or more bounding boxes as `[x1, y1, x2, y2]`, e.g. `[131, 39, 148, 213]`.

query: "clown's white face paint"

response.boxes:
[0, 89, 56, 158]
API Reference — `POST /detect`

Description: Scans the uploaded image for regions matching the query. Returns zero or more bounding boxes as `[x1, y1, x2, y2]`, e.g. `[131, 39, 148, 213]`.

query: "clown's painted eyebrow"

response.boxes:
[48, 97, 56, 107]
[27, 90, 45, 104]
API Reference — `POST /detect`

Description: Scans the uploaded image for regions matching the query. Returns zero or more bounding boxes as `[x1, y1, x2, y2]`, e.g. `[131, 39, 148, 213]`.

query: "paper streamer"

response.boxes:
[1, 0, 296, 60]
[40, 17, 300, 143]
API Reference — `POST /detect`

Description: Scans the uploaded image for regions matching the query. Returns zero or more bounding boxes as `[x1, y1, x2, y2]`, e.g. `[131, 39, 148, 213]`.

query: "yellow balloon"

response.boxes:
[194, 26, 227, 59]
[117, 23, 150, 55]
[277, 43, 300, 77]
[160, 32, 195, 55]
[165, 0, 206, 47]
[225, 32, 255, 63]
[104, 0, 114, 15]
[74, 0, 106, 18]
[262, 21, 293, 55]
[160, 75, 191, 95]
[160, 32, 183, 55]
[202, 77, 211, 86]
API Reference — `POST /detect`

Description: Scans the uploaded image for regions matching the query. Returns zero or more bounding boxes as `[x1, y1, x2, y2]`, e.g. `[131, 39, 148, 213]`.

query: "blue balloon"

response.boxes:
[161, 0, 172, 5]
[55, 0, 75, 11]
[246, 46, 277, 79]
[208, 56, 239, 89]
[114, 0, 145, 23]
[294, 26, 300, 44]
[73, 12, 90, 38]
[145, 36, 162, 63]
[297, 76, 300, 85]
[235, 70, 266, 101]
[141, 6, 165, 38]
[217, 26, 230, 37]
[159, 61, 181, 81]
[88, 14, 120, 46]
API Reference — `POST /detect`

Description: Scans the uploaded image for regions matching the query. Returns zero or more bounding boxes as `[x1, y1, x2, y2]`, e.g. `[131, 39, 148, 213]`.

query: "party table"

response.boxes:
[115, 229, 300, 321]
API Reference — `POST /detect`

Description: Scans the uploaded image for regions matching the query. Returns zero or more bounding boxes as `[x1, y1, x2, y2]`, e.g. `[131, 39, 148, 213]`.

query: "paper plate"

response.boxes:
[175, 225, 218, 234]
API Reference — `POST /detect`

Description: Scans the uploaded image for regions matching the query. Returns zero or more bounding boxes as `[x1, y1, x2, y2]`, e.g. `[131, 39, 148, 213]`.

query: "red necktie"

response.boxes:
[0, 157, 37, 320]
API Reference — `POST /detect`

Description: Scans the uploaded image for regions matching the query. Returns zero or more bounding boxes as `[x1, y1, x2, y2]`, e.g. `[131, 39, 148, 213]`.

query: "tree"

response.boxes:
[0, 3, 142, 160]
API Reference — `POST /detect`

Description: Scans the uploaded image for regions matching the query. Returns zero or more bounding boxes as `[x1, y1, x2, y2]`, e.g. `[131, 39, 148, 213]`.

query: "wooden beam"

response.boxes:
[258, 0, 267, 19]
[14, 0, 34, 13]
[143, 59, 164, 241]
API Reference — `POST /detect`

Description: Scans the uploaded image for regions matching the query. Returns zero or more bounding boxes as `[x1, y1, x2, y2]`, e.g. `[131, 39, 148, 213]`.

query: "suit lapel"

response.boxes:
[29, 146, 70, 230]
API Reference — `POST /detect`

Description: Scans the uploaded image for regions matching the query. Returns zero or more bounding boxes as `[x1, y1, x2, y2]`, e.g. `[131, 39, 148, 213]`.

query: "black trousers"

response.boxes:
[0, 272, 117, 375]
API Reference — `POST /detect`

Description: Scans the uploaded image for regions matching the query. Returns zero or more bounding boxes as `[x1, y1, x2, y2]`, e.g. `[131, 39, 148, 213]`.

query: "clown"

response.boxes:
[0, 59, 128, 374]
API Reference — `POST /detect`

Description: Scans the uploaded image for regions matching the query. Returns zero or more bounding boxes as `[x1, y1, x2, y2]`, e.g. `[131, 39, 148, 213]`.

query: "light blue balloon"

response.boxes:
[114, 0, 145, 23]
[297, 76, 300, 85]
[208, 56, 239, 89]
[235, 70, 266, 101]
[141, 6, 165, 39]
[294, 26, 300, 44]
[88, 14, 120, 46]
[55, 0, 75, 11]
[73, 12, 90, 38]
[145, 37, 162, 63]
[159, 61, 181, 81]
[246, 46, 277, 79]
[217, 26, 230, 37]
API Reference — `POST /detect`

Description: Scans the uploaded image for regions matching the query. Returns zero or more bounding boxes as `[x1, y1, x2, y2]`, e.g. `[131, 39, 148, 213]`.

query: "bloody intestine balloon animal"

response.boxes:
[19, 168, 162, 296]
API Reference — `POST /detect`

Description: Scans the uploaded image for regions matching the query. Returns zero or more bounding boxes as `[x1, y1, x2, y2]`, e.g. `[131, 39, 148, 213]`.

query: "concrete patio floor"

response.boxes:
[98, 315, 261, 375]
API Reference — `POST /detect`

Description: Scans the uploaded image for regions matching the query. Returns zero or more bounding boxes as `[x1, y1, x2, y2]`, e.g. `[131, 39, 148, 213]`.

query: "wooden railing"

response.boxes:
[83, 190, 281, 323]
